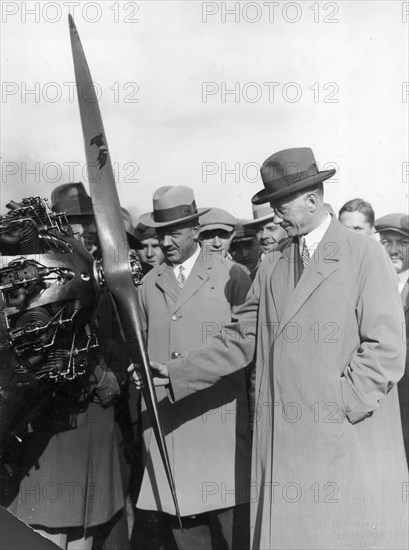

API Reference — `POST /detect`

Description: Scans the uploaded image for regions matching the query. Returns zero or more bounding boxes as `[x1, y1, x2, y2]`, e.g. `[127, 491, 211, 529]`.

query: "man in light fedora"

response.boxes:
[136, 148, 408, 549]
[134, 186, 252, 550]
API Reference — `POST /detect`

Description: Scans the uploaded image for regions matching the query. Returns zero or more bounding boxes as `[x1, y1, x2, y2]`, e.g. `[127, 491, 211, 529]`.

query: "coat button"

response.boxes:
[171, 314, 181, 321]
[171, 352, 182, 359]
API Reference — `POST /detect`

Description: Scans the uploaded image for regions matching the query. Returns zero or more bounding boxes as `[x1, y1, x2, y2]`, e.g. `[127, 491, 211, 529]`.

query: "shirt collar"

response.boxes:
[302, 213, 332, 257]
[172, 244, 201, 281]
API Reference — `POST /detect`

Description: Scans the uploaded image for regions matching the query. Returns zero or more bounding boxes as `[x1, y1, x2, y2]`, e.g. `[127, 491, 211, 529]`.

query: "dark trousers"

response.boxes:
[170, 503, 250, 550]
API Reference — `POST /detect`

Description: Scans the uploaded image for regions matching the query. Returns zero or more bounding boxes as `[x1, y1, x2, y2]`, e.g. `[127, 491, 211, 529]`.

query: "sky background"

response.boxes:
[1, 0, 408, 222]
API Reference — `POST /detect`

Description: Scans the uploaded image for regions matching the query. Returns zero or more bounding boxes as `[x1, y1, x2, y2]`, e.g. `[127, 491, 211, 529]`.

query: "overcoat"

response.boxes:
[399, 279, 409, 461]
[136, 250, 253, 516]
[8, 401, 124, 532]
[168, 218, 409, 549]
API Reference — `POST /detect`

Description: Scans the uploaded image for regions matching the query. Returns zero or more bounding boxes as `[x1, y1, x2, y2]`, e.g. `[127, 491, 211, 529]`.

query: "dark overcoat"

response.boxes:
[169, 218, 408, 549]
[136, 251, 253, 516]
[8, 392, 123, 532]
[399, 279, 409, 461]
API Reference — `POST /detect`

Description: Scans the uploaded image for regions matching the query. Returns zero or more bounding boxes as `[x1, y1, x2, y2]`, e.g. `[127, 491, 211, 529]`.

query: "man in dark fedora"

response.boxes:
[375, 213, 409, 465]
[51, 182, 143, 257]
[133, 186, 252, 550]
[134, 149, 408, 549]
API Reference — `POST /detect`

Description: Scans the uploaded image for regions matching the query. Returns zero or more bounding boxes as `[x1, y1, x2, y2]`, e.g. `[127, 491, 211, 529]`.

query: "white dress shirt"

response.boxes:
[172, 244, 201, 282]
[301, 213, 332, 259]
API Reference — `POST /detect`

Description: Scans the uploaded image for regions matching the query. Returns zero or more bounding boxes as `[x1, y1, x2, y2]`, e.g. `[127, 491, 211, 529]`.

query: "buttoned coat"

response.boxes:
[169, 218, 408, 549]
[136, 250, 252, 516]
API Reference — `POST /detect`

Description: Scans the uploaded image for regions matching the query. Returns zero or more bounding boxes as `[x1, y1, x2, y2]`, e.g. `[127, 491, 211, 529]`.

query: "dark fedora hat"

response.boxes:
[51, 182, 94, 216]
[51, 182, 142, 248]
[139, 186, 210, 228]
[252, 148, 336, 206]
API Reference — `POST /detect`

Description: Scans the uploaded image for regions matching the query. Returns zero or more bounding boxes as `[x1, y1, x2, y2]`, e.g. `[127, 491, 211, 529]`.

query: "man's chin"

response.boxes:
[165, 252, 179, 262]
[282, 227, 294, 237]
[391, 259, 403, 273]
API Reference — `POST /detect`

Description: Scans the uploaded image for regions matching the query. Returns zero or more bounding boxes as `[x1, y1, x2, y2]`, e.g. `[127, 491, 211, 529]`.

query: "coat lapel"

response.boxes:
[155, 262, 180, 304]
[267, 240, 294, 321]
[277, 218, 341, 336]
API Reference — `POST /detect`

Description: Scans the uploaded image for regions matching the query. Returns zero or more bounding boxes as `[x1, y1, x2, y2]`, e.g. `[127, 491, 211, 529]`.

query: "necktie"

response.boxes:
[177, 265, 186, 288]
[294, 237, 309, 287]
[300, 236, 310, 268]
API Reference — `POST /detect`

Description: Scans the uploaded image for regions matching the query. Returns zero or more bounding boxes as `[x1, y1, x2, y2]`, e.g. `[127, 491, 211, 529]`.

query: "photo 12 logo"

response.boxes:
[1, 1, 139, 24]
[202, 82, 340, 104]
[201, 2, 340, 24]
[1, 81, 139, 104]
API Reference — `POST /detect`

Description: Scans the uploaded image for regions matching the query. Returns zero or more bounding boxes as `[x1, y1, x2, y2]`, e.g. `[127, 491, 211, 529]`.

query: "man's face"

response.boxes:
[138, 237, 164, 267]
[339, 211, 373, 235]
[68, 215, 99, 255]
[230, 238, 260, 272]
[198, 228, 234, 260]
[156, 223, 199, 264]
[379, 230, 409, 273]
[255, 221, 287, 254]
[271, 194, 311, 238]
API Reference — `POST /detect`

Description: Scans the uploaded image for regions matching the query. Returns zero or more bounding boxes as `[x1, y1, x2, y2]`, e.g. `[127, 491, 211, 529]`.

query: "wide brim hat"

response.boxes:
[252, 147, 336, 206]
[139, 185, 210, 228]
[199, 207, 236, 233]
[51, 182, 94, 216]
[375, 213, 409, 237]
[51, 182, 142, 248]
[243, 204, 276, 227]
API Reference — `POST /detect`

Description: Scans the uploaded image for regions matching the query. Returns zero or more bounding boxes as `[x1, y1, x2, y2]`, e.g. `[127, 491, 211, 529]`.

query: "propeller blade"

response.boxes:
[68, 15, 182, 528]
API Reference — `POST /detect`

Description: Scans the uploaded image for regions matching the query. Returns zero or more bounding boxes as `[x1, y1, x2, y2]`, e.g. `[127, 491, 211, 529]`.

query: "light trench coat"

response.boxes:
[169, 218, 409, 549]
[136, 251, 253, 516]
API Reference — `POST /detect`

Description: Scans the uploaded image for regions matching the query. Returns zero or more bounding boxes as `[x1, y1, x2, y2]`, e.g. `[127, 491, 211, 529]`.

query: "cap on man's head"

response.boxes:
[375, 213, 409, 237]
[139, 186, 210, 228]
[199, 208, 236, 233]
[51, 182, 93, 216]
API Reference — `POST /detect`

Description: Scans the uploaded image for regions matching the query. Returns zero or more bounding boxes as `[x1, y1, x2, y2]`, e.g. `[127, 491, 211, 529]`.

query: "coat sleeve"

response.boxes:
[167, 269, 260, 402]
[227, 263, 252, 312]
[340, 242, 406, 424]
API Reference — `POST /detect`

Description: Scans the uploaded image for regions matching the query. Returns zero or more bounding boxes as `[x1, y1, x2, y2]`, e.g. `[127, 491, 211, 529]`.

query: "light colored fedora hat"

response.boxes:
[139, 186, 209, 228]
[243, 204, 276, 228]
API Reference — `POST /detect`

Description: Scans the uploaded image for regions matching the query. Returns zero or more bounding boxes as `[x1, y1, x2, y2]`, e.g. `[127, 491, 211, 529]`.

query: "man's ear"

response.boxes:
[192, 224, 201, 239]
[306, 191, 319, 211]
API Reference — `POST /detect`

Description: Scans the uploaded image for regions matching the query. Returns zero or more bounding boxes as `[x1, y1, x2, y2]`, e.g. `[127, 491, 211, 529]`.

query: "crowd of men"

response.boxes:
[3, 147, 409, 550]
